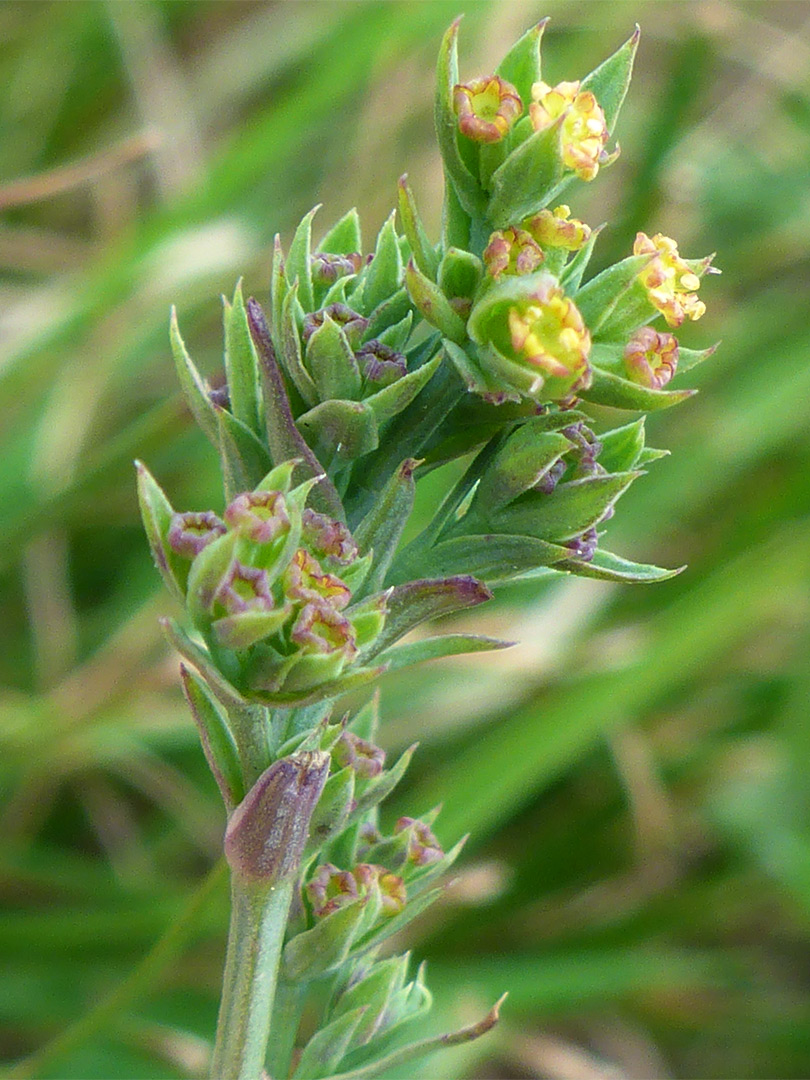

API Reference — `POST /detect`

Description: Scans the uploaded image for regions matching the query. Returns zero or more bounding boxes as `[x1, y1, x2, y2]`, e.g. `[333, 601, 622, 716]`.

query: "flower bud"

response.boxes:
[216, 560, 275, 614]
[356, 340, 407, 388]
[290, 602, 358, 660]
[484, 227, 544, 279]
[302, 303, 368, 349]
[302, 508, 358, 567]
[530, 80, 609, 180]
[333, 730, 386, 779]
[224, 490, 290, 543]
[167, 511, 226, 558]
[624, 326, 679, 388]
[453, 75, 522, 143]
[310, 252, 365, 288]
[394, 817, 444, 867]
[524, 205, 591, 251]
[283, 548, 352, 611]
[224, 751, 330, 884]
[633, 232, 706, 327]
[307, 863, 360, 918]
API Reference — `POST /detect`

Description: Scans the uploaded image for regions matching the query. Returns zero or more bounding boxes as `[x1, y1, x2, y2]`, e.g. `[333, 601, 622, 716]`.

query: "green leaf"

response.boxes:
[405, 259, 467, 344]
[556, 548, 684, 583]
[573, 254, 653, 335]
[363, 287, 413, 341]
[180, 665, 244, 809]
[216, 406, 273, 501]
[495, 19, 548, 108]
[185, 529, 239, 633]
[404, 533, 569, 584]
[223, 280, 262, 436]
[286, 205, 320, 313]
[284, 900, 369, 981]
[560, 223, 604, 293]
[212, 605, 293, 651]
[308, 766, 356, 849]
[491, 471, 641, 541]
[293, 1007, 368, 1080]
[296, 399, 379, 471]
[583, 364, 696, 411]
[434, 19, 486, 217]
[365, 576, 492, 657]
[375, 311, 413, 352]
[134, 461, 188, 603]
[375, 633, 513, 673]
[354, 458, 418, 597]
[305, 314, 362, 401]
[441, 175, 472, 251]
[581, 25, 640, 135]
[397, 176, 438, 279]
[437, 248, 483, 305]
[364, 353, 442, 428]
[160, 616, 248, 716]
[281, 282, 320, 408]
[169, 307, 218, 445]
[596, 417, 647, 472]
[331, 955, 410, 1047]
[318, 207, 363, 256]
[475, 426, 573, 512]
[363, 211, 403, 314]
[487, 113, 565, 227]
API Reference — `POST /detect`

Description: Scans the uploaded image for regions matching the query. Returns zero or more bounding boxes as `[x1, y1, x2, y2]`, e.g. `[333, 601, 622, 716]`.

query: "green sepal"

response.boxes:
[398, 533, 568, 585]
[255, 458, 300, 495]
[215, 406, 273, 501]
[557, 548, 684, 583]
[305, 313, 362, 401]
[347, 594, 388, 650]
[223, 280, 263, 436]
[281, 651, 351, 694]
[375, 633, 513, 674]
[296, 399, 379, 470]
[434, 19, 486, 217]
[441, 174, 472, 252]
[347, 694, 380, 741]
[405, 259, 467, 344]
[318, 207, 363, 256]
[339, 551, 373, 595]
[284, 898, 370, 981]
[637, 446, 669, 466]
[398, 176, 438, 279]
[597, 417, 647, 473]
[353, 886, 444, 957]
[679, 342, 720, 374]
[475, 426, 573, 512]
[363, 211, 403, 314]
[364, 353, 442, 428]
[442, 339, 520, 404]
[332, 955, 410, 1048]
[580, 25, 640, 135]
[561, 223, 604, 293]
[582, 362, 697, 411]
[185, 530, 239, 633]
[135, 461, 188, 603]
[292, 1007, 368, 1080]
[281, 282, 319, 408]
[574, 255, 656, 339]
[375, 311, 413, 353]
[246, 663, 387, 708]
[180, 664, 244, 810]
[495, 18, 547, 107]
[169, 307, 218, 445]
[363, 287, 412, 341]
[354, 458, 418, 596]
[286, 205, 320, 313]
[248, 298, 346, 521]
[437, 248, 483, 307]
[212, 604, 293, 652]
[364, 575, 492, 658]
[490, 471, 641, 542]
[487, 112, 565, 227]
[307, 765, 356, 849]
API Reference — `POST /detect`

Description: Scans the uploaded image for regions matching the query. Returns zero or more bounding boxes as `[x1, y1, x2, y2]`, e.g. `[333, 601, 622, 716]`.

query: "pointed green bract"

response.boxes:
[495, 19, 547, 108]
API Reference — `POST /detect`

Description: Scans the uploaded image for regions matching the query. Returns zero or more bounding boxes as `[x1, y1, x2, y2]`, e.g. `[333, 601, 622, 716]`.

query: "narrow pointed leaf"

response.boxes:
[434, 19, 486, 217]
[487, 113, 565, 227]
[286, 205, 320, 313]
[398, 533, 568, 584]
[135, 461, 188, 603]
[583, 365, 696, 411]
[293, 1008, 368, 1080]
[398, 175, 438, 279]
[223, 281, 263, 436]
[581, 25, 640, 134]
[306, 314, 362, 401]
[597, 417, 647, 472]
[170, 308, 218, 444]
[365, 353, 442, 428]
[364, 576, 492, 657]
[495, 19, 547, 107]
[318, 207, 362, 255]
[216, 406, 273, 500]
[354, 458, 418, 596]
[281, 282, 320, 407]
[363, 212, 403, 314]
[405, 259, 467, 344]
[160, 616, 248, 714]
[375, 633, 513, 673]
[492, 471, 641, 541]
[296, 399, 379, 470]
[556, 548, 684, 583]
[180, 665, 244, 809]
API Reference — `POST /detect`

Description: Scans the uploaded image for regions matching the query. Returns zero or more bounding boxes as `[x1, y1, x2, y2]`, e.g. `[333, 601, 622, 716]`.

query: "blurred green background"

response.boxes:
[1, 1, 809, 1077]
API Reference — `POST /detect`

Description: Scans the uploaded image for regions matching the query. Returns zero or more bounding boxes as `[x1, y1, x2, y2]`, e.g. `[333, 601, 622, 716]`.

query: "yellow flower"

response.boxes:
[634, 232, 706, 327]
[453, 75, 522, 144]
[483, 227, 544, 279]
[530, 81, 609, 181]
[523, 205, 591, 251]
[507, 278, 592, 393]
[624, 326, 679, 388]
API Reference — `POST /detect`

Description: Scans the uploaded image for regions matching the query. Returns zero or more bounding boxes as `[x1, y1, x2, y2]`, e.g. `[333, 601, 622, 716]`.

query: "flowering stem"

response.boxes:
[210, 875, 294, 1080]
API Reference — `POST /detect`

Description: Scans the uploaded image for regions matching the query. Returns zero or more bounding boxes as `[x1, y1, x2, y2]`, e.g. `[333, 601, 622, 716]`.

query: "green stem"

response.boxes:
[210, 874, 294, 1080]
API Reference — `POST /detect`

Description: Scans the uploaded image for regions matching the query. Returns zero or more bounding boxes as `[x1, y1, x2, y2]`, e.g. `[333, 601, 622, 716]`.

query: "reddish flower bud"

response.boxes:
[167, 511, 226, 557]
[377, 870, 407, 915]
[333, 730, 386, 779]
[290, 601, 358, 658]
[624, 325, 680, 388]
[215, 560, 275, 614]
[453, 75, 522, 143]
[524, 205, 591, 251]
[224, 490, 290, 543]
[484, 228, 544, 280]
[507, 278, 592, 395]
[301, 508, 358, 566]
[307, 862, 359, 918]
[356, 340, 408, 387]
[302, 303, 369, 348]
[283, 548, 352, 611]
[310, 252, 365, 287]
[394, 817, 444, 867]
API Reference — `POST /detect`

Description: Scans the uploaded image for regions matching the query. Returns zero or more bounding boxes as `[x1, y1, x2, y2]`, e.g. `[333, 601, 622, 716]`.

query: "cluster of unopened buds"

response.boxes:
[136, 16, 720, 1080]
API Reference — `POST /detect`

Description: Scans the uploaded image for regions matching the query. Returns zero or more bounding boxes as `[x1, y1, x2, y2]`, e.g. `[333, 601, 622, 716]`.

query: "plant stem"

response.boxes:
[210, 874, 294, 1080]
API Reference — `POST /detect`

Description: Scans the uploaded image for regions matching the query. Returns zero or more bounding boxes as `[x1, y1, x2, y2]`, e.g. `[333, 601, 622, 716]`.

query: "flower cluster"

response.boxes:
[529, 79, 610, 181]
